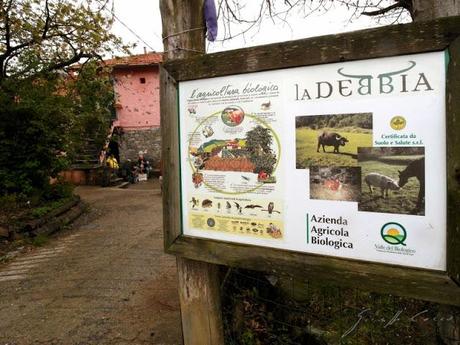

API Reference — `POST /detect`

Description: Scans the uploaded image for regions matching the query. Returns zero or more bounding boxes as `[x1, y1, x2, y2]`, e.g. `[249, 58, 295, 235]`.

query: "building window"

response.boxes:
[140, 77, 146, 84]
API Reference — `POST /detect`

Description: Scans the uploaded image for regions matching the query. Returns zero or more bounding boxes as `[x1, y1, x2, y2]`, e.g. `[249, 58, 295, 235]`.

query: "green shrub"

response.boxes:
[0, 80, 72, 197]
[0, 194, 20, 212]
[31, 206, 52, 218]
[31, 195, 73, 218]
[42, 182, 74, 201]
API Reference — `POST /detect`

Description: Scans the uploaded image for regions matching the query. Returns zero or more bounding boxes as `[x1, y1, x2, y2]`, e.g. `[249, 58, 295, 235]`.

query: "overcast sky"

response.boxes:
[110, 0, 409, 56]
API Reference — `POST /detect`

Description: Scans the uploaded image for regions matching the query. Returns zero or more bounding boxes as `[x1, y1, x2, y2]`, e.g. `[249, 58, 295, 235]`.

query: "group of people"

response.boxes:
[106, 151, 153, 184]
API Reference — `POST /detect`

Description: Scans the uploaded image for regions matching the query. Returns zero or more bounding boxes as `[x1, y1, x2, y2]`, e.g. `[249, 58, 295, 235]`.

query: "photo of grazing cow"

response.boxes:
[296, 113, 372, 168]
[317, 132, 349, 153]
[398, 157, 425, 211]
[364, 173, 400, 198]
[358, 147, 425, 215]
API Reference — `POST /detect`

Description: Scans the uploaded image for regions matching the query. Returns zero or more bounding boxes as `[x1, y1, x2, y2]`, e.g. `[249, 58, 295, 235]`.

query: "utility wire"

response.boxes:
[104, 4, 160, 52]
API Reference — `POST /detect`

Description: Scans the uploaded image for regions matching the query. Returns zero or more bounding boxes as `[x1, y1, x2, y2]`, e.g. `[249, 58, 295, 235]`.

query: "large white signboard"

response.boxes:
[178, 51, 447, 270]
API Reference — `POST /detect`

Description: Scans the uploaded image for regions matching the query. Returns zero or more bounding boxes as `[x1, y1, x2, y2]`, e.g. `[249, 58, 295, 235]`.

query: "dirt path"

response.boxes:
[0, 182, 182, 345]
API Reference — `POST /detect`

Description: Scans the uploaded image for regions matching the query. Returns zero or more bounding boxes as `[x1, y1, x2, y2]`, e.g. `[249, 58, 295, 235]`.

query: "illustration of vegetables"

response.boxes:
[192, 173, 203, 188]
[221, 106, 245, 127]
[266, 223, 282, 238]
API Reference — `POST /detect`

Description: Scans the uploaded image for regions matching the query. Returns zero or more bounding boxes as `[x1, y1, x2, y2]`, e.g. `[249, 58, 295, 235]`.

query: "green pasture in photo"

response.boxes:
[359, 159, 424, 215]
[296, 127, 372, 168]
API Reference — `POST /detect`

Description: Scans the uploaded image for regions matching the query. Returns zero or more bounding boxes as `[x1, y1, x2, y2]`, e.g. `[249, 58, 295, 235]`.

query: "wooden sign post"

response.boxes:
[160, 1, 224, 344]
[161, 14, 460, 343]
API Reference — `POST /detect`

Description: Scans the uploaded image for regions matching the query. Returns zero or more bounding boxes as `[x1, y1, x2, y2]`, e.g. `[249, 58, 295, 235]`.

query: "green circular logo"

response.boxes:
[380, 222, 407, 246]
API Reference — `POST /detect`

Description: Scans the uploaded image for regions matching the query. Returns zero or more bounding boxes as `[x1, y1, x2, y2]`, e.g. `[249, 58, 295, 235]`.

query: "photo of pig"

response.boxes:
[364, 173, 400, 198]
[358, 147, 425, 215]
[296, 113, 372, 168]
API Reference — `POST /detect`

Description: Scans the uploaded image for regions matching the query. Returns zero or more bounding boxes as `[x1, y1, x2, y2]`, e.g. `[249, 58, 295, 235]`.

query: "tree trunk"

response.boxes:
[412, 0, 460, 21]
[160, 0, 206, 60]
[159, 1, 224, 344]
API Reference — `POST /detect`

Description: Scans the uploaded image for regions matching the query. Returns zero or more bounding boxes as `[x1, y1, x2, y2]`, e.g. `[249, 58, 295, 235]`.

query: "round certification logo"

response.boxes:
[390, 116, 406, 130]
[381, 222, 407, 246]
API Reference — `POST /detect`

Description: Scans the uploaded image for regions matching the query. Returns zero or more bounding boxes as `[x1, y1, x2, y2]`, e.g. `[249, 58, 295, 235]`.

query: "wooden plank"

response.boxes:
[168, 237, 460, 306]
[177, 257, 224, 345]
[164, 16, 460, 82]
[446, 37, 460, 285]
[160, 66, 181, 249]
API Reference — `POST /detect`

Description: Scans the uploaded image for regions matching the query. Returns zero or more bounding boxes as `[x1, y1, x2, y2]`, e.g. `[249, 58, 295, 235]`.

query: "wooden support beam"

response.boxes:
[446, 37, 460, 285]
[177, 258, 224, 345]
[160, 1, 225, 344]
[164, 15, 460, 82]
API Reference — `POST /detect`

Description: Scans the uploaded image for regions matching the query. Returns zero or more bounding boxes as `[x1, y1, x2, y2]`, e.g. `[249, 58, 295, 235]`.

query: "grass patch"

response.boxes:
[31, 206, 53, 218]
[30, 197, 73, 219]
[31, 234, 49, 247]
[359, 160, 423, 215]
[378, 155, 424, 165]
[296, 127, 373, 168]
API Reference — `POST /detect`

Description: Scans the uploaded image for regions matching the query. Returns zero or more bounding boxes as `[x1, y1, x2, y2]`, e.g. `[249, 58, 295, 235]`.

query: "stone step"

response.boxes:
[118, 182, 130, 189]
[110, 177, 124, 186]
[70, 163, 102, 170]
[76, 149, 98, 152]
[74, 155, 98, 160]
[73, 159, 99, 165]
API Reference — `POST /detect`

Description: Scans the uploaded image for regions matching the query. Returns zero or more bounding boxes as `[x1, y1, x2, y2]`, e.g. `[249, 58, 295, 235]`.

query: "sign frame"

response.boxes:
[160, 16, 460, 306]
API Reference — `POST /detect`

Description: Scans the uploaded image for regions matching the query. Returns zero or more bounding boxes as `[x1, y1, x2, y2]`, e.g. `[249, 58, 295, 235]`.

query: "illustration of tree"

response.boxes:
[245, 125, 277, 174]
[245, 125, 273, 155]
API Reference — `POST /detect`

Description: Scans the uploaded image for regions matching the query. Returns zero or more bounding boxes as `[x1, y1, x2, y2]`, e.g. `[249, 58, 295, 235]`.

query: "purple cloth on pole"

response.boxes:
[204, 0, 218, 41]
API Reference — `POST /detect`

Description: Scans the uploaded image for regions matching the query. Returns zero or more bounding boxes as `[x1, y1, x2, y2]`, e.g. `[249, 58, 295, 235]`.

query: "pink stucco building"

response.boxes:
[105, 52, 163, 165]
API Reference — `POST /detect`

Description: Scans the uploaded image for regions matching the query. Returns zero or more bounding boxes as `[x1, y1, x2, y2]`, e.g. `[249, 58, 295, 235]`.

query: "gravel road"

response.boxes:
[0, 182, 182, 345]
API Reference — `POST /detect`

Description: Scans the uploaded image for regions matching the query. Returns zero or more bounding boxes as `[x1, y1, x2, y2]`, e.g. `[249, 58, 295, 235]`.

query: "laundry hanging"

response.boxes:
[204, 0, 218, 41]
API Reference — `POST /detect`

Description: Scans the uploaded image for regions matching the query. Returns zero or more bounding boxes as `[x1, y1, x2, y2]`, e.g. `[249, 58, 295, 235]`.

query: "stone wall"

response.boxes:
[119, 127, 161, 167]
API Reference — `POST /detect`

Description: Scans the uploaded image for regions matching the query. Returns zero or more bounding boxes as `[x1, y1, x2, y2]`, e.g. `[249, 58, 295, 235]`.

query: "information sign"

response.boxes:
[179, 52, 446, 270]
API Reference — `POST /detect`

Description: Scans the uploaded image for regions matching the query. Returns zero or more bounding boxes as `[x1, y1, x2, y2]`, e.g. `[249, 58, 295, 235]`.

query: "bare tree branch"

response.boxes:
[214, 0, 412, 45]
[361, 0, 405, 16]
[41, 0, 51, 39]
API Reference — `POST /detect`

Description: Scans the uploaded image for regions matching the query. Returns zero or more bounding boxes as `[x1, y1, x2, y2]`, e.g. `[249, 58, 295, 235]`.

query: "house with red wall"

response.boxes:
[62, 52, 163, 185]
[105, 52, 163, 166]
